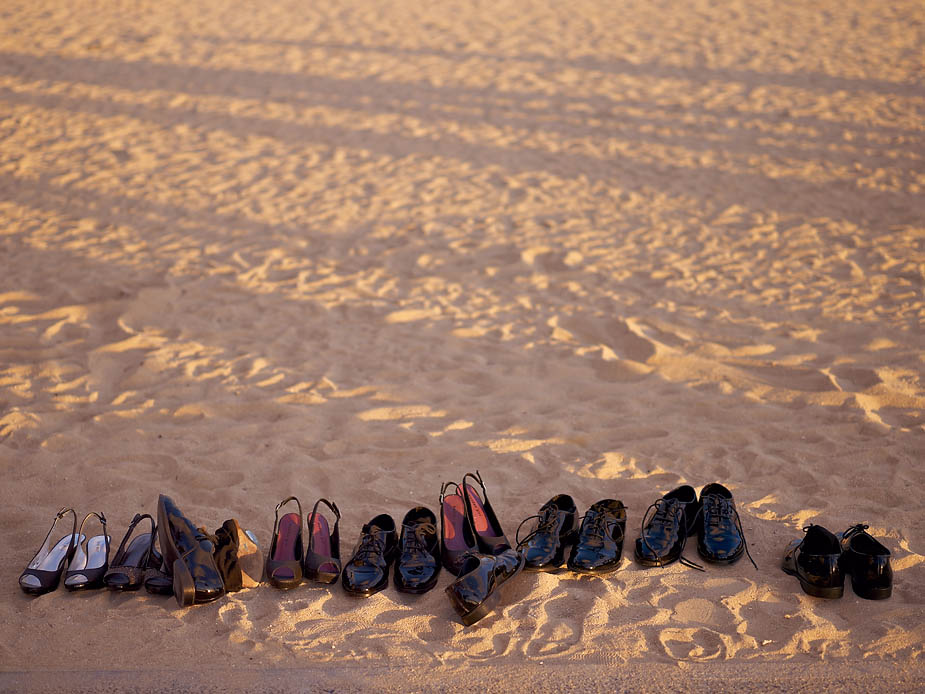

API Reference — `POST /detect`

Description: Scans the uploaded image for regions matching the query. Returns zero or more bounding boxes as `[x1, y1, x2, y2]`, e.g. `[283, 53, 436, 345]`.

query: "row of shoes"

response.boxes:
[19, 496, 263, 607]
[782, 523, 892, 600]
[516, 483, 758, 574]
[263, 472, 524, 625]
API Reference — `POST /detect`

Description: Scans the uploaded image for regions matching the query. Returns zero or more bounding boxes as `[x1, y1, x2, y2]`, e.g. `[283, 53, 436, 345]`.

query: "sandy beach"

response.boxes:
[1, 0, 923, 690]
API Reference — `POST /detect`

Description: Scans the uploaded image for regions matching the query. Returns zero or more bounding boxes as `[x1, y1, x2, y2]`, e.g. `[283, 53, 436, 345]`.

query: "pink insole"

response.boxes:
[272, 513, 300, 562]
[465, 487, 491, 535]
[442, 495, 469, 551]
[310, 513, 336, 573]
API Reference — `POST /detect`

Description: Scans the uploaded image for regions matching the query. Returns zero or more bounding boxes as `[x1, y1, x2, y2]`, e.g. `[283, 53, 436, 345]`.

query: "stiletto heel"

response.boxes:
[266, 496, 304, 589]
[304, 498, 342, 584]
[104, 513, 156, 591]
[64, 512, 110, 591]
[19, 507, 80, 595]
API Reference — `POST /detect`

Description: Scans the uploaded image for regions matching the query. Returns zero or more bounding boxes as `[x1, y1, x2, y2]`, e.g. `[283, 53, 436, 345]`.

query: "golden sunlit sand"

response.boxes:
[0, 0, 923, 690]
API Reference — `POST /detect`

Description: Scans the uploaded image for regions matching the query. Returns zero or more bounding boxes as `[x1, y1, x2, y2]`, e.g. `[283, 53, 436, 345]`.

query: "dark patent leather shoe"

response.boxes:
[516, 494, 579, 571]
[839, 524, 892, 600]
[157, 494, 225, 607]
[567, 499, 626, 575]
[781, 524, 844, 598]
[635, 485, 700, 568]
[394, 507, 440, 594]
[446, 547, 524, 626]
[462, 470, 513, 555]
[696, 483, 757, 568]
[440, 482, 478, 575]
[342, 514, 397, 597]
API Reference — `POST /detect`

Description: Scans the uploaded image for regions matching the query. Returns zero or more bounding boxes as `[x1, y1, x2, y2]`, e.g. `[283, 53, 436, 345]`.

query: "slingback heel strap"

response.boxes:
[305, 498, 342, 583]
[266, 496, 304, 586]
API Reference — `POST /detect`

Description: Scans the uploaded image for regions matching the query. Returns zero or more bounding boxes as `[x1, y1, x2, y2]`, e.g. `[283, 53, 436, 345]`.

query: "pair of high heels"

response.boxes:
[516, 495, 627, 575]
[266, 497, 342, 589]
[341, 506, 442, 597]
[441, 471, 524, 626]
[19, 508, 111, 595]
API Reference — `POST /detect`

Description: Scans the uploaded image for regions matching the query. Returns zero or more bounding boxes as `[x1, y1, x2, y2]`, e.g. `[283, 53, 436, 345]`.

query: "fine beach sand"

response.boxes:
[1, 0, 923, 690]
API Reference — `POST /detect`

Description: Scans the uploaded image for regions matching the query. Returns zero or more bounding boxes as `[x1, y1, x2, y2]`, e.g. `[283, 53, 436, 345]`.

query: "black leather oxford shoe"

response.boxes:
[157, 494, 225, 607]
[342, 514, 397, 597]
[696, 483, 757, 568]
[516, 494, 579, 572]
[635, 485, 699, 568]
[567, 499, 626, 575]
[839, 524, 892, 600]
[445, 547, 524, 626]
[782, 524, 844, 598]
[394, 506, 440, 594]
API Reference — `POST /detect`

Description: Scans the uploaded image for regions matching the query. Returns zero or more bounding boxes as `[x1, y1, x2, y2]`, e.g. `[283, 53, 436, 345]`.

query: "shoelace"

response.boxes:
[515, 507, 559, 549]
[402, 523, 436, 554]
[577, 511, 623, 547]
[701, 494, 758, 570]
[354, 533, 385, 564]
[639, 499, 706, 572]
[841, 523, 869, 542]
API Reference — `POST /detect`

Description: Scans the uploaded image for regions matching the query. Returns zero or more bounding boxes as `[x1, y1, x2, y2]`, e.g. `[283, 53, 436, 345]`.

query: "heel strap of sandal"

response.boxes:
[111, 513, 155, 568]
[272, 496, 303, 537]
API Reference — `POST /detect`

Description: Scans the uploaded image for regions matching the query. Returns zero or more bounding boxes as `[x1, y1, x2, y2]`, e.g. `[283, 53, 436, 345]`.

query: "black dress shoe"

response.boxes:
[635, 485, 700, 568]
[157, 494, 225, 607]
[516, 494, 579, 571]
[567, 499, 626, 575]
[696, 483, 757, 568]
[394, 506, 441, 594]
[839, 524, 892, 600]
[781, 524, 844, 598]
[440, 482, 478, 575]
[446, 547, 524, 626]
[342, 514, 397, 597]
[462, 471, 513, 555]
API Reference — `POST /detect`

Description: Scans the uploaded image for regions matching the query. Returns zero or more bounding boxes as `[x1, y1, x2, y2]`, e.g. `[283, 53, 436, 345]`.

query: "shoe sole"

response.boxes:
[852, 581, 891, 600]
[782, 565, 844, 599]
[448, 553, 525, 626]
[633, 549, 678, 568]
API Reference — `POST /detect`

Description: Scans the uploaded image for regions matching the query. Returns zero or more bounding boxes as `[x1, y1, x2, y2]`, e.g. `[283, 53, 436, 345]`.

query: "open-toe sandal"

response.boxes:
[266, 496, 304, 589]
[462, 471, 513, 555]
[104, 513, 156, 591]
[19, 507, 80, 596]
[304, 498, 342, 584]
[64, 512, 111, 591]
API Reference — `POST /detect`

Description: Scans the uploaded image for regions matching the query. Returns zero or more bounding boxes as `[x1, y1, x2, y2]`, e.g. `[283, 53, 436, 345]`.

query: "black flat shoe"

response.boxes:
[266, 496, 304, 589]
[446, 547, 524, 626]
[696, 483, 757, 569]
[304, 498, 342, 584]
[635, 485, 701, 569]
[462, 471, 512, 555]
[104, 513, 157, 591]
[342, 514, 397, 597]
[19, 507, 79, 596]
[839, 524, 892, 600]
[156, 494, 225, 607]
[395, 506, 440, 594]
[782, 524, 844, 598]
[516, 494, 579, 572]
[64, 512, 110, 591]
[567, 499, 626, 575]
[440, 482, 478, 575]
